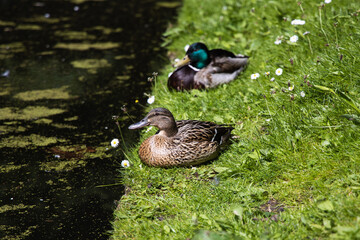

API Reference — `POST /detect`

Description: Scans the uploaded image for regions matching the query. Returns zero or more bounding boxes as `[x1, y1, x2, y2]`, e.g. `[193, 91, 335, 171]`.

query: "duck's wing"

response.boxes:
[194, 50, 249, 88]
[176, 120, 233, 144]
[209, 49, 249, 73]
[167, 65, 205, 91]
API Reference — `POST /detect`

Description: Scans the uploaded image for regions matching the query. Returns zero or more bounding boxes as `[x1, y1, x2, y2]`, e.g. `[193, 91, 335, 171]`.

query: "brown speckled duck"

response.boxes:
[168, 42, 249, 91]
[128, 108, 233, 167]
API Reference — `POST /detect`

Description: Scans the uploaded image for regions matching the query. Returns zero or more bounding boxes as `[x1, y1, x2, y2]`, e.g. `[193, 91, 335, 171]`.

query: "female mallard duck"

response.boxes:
[168, 42, 249, 91]
[128, 107, 233, 167]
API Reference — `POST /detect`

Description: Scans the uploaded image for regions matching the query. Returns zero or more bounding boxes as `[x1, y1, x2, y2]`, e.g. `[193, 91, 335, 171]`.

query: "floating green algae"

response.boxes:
[52, 123, 77, 129]
[54, 30, 96, 40]
[156, 1, 182, 8]
[0, 42, 26, 53]
[0, 134, 65, 148]
[114, 54, 135, 60]
[70, 0, 105, 4]
[0, 106, 66, 121]
[13, 86, 73, 101]
[64, 116, 78, 121]
[41, 144, 111, 172]
[33, 118, 53, 124]
[21, 16, 70, 24]
[40, 159, 86, 172]
[0, 204, 35, 214]
[0, 20, 15, 26]
[54, 42, 120, 50]
[0, 125, 27, 135]
[87, 26, 122, 34]
[70, 59, 111, 69]
[16, 24, 42, 30]
[0, 163, 28, 173]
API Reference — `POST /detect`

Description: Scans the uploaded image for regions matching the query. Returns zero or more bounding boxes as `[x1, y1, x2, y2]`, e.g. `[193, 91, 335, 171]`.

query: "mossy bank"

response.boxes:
[111, 0, 360, 239]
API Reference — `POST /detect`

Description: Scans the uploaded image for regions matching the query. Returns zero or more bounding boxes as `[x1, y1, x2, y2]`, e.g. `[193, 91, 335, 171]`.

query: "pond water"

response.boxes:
[0, 0, 179, 239]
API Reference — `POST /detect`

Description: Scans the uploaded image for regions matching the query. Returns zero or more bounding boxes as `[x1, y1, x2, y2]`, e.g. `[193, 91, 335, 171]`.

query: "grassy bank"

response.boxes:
[111, 0, 360, 239]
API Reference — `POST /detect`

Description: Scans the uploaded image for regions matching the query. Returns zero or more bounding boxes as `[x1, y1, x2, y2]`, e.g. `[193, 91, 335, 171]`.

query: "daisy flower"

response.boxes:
[121, 160, 130, 168]
[324, 0, 331, 3]
[274, 39, 282, 45]
[291, 19, 306, 25]
[300, 91, 306, 97]
[275, 68, 283, 76]
[290, 35, 299, 43]
[289, 85, 294, 91]
[251, 73, 260, 80]
[265, 72, 270, 76]
[111, 138, 119, 148]
[147, 95, 155, 104]
[270, 77, 275, 82]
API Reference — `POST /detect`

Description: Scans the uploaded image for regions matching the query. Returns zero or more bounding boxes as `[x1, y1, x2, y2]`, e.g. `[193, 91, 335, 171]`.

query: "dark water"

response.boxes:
[0, 0, 179, 239]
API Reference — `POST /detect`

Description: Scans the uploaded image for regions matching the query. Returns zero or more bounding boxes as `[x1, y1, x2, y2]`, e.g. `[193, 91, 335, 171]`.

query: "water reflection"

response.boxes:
[0, 0, 179, 239]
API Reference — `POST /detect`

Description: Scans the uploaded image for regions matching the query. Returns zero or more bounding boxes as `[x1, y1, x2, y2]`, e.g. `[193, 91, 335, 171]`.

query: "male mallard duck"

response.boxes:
[128, 107, 233, 167]
[168, 42, 249, 91]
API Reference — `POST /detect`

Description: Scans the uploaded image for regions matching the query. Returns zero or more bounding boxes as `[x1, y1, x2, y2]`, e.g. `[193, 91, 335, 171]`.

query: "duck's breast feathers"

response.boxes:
[167, 65, 204, 91]
[175, 120, 233, 144]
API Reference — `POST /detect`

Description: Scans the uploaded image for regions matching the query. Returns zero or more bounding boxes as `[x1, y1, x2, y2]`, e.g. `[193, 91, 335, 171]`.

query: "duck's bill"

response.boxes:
[128, 118, 149, 130]
[174, 55, 190, 68]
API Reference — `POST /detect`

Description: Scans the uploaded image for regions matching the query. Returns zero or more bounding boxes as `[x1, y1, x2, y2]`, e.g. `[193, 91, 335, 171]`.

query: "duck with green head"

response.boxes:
[168, 42, 249, 91]
[128, 107, 234, 167]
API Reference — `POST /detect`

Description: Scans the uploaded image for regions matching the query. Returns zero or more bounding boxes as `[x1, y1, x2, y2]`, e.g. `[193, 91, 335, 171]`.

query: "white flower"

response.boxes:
[300, 91, 305, 97]
[121, 160, 130, 168]
[111, 138, 119, 148]
[275, 68, 283, 76]
[174, 58, 180, 63]
[251, 73, 260, 79]
[265, 72, 270, 76]
[145, 126, 153, 133]
[147, 95, 155, 104]
[289, 85, 294, 91]
[184, 44, 190, 52]
[324, 0, 331, 3]
[270, 77, 275, 81]
[291, 19, 306, 25]
[274, 39, 282, 45]
[303, 31, 310, 36]
[290, 35, 299, 43]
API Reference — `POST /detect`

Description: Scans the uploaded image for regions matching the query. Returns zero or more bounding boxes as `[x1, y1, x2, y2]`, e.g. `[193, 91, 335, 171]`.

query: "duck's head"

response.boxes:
[174, 42, 211, 69]
[128, 108, 178, 137]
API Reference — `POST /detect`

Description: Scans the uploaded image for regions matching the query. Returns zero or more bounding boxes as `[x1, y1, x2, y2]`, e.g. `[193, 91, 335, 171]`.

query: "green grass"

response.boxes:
[111, 0, 360, 239]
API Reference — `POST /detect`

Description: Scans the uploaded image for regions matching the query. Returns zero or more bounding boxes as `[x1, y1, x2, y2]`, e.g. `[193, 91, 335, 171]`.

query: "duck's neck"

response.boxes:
[190, 49, 210, 69]
[158, 125, 178, 138]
